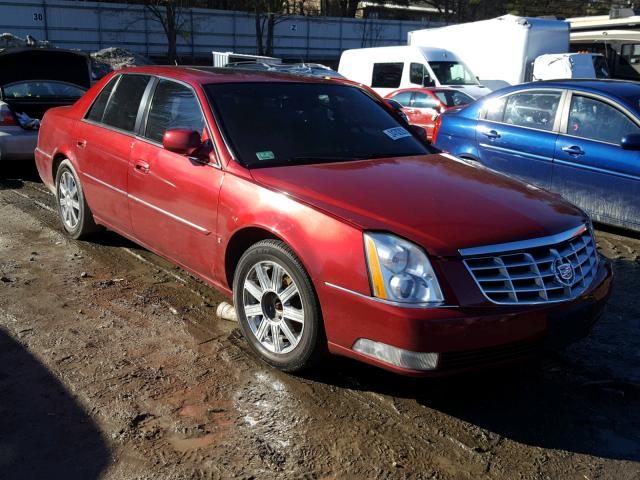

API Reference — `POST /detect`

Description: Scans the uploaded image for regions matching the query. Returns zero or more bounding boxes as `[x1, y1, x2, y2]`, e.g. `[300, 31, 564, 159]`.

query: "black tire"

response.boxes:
[233, 239, 326, 372]
[55, 159, 101, 240]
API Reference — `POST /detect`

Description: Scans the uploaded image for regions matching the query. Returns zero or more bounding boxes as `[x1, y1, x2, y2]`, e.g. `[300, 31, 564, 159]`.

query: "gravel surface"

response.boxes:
[0, 163, 639, 479]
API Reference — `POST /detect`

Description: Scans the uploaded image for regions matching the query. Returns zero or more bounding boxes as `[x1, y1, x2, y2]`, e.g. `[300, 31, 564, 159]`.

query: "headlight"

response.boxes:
[363, 232, 443, 304]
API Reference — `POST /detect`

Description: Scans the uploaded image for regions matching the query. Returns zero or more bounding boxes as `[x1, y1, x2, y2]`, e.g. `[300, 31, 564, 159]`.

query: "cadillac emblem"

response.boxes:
[553, 258, 575, 285]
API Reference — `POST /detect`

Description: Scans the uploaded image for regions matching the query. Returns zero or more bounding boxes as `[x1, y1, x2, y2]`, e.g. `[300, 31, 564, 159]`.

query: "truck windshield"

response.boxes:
[205, 82, 431, 168]
[429, 61, 478, 86]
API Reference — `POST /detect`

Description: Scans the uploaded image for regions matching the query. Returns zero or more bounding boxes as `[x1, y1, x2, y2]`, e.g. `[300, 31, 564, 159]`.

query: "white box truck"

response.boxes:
[408, 15, 606, 89]
[338, 45, 491, 99]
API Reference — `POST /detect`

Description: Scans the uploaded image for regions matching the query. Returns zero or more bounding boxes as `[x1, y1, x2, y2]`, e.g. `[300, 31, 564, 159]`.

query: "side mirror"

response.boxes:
[620, 133, 640, 150]
[410, 124, 429, 142]
[162, 128, 202, 155]
[422, 75, 435, 87]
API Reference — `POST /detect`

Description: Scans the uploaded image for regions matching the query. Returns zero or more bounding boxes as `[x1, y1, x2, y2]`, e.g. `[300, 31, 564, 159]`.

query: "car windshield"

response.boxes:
[2, 80, 86, 99]
[429, 61, 478, 86]
[205, 82, 431, 168]
[433, 90, 474, 107]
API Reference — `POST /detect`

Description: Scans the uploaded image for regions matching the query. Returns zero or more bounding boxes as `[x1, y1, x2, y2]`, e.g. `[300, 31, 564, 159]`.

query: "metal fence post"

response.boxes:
[42, 0, 49, 41]
[144, 6, 149, 57]
[190, 9, 195, 61]
[97, 3, 102, 50]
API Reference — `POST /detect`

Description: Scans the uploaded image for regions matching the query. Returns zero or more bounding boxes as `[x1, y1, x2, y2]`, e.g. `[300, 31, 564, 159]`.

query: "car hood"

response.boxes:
[250, 154, 586, 257]
[0, 48, 91, 88]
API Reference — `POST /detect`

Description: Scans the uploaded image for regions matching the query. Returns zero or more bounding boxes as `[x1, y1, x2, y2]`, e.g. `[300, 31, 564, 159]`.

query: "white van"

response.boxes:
[337, 45, 491, 99]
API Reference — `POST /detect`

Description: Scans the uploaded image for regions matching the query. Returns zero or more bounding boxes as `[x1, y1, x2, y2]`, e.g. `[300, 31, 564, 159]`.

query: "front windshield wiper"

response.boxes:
[289, 153, 423, 163]
[287, 155, 368, 164]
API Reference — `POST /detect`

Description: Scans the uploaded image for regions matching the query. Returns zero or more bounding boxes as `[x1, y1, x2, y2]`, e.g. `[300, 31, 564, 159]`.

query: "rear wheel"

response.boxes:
[55, 159, 101, 239]
[233, 240, 325, 372]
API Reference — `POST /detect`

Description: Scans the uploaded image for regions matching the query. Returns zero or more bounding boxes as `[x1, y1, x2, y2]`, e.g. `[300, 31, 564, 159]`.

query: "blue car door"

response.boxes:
[552, 92, 640, 230]
[476, 89, 564, 190]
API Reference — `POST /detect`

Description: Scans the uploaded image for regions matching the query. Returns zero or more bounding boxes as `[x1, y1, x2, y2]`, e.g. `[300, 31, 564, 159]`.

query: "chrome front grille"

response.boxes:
[461, 225, 598, 305]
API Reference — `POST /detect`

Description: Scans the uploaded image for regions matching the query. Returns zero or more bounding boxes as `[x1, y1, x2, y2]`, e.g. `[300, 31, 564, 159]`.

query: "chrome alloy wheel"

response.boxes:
[58, 170, 80, 230]
[242, 260, 305, 354]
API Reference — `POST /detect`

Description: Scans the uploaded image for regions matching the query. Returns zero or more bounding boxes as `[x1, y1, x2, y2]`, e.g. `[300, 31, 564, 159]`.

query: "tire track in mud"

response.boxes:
[3, 180, 227, 318]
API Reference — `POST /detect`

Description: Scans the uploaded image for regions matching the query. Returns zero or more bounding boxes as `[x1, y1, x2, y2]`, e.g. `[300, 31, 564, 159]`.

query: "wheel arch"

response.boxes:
[458, 152, 481, 162]
[52, 153, 67, 181]
[224, 226, 283, 289]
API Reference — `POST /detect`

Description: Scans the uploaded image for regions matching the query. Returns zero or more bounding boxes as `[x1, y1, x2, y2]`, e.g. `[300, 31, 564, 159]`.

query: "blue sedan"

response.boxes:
[433, 80, 640, 232]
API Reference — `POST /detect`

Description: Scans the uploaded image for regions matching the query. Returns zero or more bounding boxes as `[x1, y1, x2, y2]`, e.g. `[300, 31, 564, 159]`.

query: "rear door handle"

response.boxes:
[134, 161, 150, 174]
[483, 129, 500, 139]
[561, 145, 585, 156]
[77, 139, 87, 148]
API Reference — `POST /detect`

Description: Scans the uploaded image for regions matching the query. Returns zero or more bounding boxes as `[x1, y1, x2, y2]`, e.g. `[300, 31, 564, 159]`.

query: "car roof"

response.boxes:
[114, 65, 337, 85]
[458, 79, 640, 120]
[527, 79, 640, 97]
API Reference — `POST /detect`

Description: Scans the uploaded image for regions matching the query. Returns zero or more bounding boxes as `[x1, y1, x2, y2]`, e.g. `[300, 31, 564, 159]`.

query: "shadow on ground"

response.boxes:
[0, 161, 40, 185]
[0, 328, 110, 479]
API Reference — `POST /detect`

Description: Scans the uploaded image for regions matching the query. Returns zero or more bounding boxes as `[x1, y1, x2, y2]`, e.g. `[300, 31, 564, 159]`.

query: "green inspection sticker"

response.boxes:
[256, 150, 275, 161]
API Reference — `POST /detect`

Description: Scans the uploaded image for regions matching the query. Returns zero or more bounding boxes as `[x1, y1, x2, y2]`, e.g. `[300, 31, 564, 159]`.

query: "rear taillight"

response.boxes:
[432, 114, 442, 144]
[0, 102, 17, 126]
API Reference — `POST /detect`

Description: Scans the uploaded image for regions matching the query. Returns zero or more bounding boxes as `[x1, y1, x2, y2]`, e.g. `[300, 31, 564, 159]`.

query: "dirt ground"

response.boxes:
[0, 162, 638, 480]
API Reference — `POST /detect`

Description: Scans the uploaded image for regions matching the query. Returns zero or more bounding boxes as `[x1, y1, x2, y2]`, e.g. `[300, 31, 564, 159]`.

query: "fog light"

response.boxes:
[352, 338, 439, 370]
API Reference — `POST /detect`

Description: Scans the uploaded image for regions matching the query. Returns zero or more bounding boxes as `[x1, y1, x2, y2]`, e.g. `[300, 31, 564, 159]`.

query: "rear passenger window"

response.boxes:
[389, 91, 412, 106]
[144, 80, 205, 144]
[502, 91, 561, 131]
[102, 74, 150, 132]
[413, 92, 440, 109]
[372, 63, 403, 88]
[85, 76, 118, 123]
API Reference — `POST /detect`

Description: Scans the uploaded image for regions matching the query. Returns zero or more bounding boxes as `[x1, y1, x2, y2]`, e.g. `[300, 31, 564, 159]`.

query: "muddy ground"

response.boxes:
[0, 162, 638, 480]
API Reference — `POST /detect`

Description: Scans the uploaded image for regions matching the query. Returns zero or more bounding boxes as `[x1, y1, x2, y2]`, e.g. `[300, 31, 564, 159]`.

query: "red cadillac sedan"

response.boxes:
[35, 67, 612, 376]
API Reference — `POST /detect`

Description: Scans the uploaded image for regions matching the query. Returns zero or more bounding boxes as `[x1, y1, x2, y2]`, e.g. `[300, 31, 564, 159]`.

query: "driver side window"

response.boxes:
[144, 80, 206, 144]
[567, 95, 639, 144]
[409, 63, 426, 85]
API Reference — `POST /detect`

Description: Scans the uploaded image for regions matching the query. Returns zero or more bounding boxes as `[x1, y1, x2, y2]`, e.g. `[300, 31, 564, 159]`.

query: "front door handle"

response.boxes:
[483, 129, 500, 139]
[561, 145, 585, 156]
[77, 139, 87, 148]
[134, 161, 150, 174]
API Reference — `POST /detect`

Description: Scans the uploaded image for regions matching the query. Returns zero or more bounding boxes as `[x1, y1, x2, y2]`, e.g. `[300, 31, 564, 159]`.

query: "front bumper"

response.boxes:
[0, 127, 37, 161]
[321, 256, 612, 376]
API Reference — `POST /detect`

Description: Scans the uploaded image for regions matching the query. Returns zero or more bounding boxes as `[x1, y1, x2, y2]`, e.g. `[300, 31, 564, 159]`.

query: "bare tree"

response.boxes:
[253, 0, 293, 56]
[359, 17, 385, 47]
[144, 0, 189, 64]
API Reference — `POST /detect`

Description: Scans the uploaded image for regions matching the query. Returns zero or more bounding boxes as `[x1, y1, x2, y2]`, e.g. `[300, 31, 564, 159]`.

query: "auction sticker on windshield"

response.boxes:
[383, 127, 411, 140]
[256, 150, 275, 161]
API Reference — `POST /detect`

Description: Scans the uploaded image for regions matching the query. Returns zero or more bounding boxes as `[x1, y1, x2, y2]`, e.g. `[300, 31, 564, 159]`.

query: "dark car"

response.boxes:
[0, 48, 91, 161]
[433, 79, 640, 232]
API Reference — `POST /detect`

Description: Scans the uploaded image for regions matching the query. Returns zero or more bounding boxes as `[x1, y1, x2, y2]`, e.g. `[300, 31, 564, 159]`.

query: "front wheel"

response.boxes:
[233, 240, 325, 372]
[55, 159, 101, 240]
